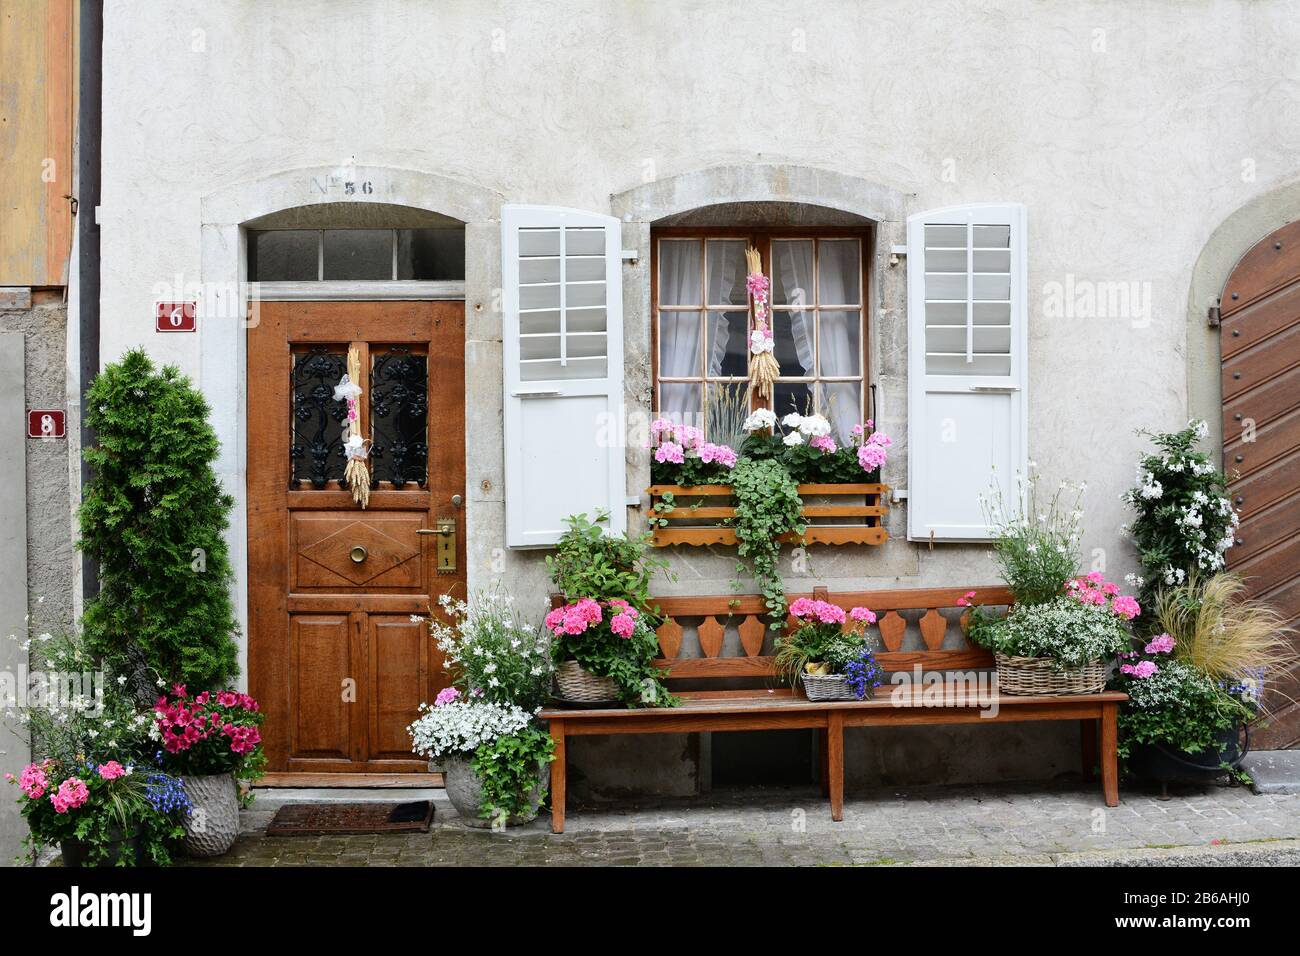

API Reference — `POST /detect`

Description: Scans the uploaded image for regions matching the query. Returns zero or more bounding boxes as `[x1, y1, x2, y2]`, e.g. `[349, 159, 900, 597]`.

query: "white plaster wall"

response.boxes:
[99, 0, 1300, 621]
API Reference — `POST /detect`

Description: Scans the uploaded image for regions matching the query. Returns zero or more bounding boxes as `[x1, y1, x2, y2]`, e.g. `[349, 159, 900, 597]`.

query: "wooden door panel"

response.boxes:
[289, 615, 355, 761]
[1221, 221, 1300, 748]
[292, 512, 425, 590]
[367, 616, 431, 761]
[250, 300, 465, 774]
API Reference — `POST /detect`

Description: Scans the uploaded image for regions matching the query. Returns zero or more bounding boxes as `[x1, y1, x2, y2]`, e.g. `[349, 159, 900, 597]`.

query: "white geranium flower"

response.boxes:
[798, 414, 831, 437]
[782, 412, 803, 429]
[741, 409, 777, 432]
[783, 431, 804, 446]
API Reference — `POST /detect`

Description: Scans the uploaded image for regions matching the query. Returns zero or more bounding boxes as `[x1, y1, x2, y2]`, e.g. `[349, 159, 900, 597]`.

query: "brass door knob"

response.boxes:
[350, 545, 368, 563]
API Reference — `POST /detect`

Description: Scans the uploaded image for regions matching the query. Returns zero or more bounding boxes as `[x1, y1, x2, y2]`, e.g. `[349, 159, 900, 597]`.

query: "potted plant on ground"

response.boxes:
[408, 690, 553, 827]
[774, 598, 883, 701]
[1114, 574, 1296, 785]
[153, 685, 264, 857]
[7, 758, 190, 867]
[3, 629, 189, 866]
[413, 587, 555, 826]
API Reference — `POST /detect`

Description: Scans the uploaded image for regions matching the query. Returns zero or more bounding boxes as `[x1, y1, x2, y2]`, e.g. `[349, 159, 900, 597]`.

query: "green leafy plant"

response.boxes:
[471, 725, 555, 823]
[78, 349, 240, 694]
[980, 468, 1084, 605]
[729, 457, 804, 627]
[546, 511, 673, 620]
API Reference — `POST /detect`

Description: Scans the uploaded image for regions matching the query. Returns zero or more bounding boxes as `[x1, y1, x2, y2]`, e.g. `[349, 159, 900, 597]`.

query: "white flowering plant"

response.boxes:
[406, 696, 534, 759]
[979, 466, 1085, 605]
[739, 409, 891, 483]
[418, 588, 553, 712]
[1122, 421, 1239, 611]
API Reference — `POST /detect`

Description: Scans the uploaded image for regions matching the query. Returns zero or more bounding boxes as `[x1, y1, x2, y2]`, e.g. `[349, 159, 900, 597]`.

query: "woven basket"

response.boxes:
[995, 653, 1108, 696]
[801, 674, 873, 702]
[554, 660, 620, 702]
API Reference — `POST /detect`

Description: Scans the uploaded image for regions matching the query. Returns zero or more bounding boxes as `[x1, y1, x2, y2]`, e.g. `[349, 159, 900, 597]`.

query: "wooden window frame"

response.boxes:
[650, 226, 873, 436]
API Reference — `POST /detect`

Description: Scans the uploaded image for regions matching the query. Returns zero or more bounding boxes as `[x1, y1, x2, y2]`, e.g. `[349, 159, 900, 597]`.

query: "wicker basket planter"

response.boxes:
[995, 653, 1108, 696]
[801, 673, 874, 702]
[554, 660, 620, 703]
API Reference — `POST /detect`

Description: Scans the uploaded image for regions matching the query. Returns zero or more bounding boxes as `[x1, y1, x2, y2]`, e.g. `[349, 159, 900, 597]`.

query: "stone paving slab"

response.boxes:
[1242, 750, 1300, 794]
[181, 779, 1300, 867]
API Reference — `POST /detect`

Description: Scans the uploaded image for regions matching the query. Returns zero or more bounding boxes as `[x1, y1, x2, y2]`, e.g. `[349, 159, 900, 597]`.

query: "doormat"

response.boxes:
[265, 801, 435, 836]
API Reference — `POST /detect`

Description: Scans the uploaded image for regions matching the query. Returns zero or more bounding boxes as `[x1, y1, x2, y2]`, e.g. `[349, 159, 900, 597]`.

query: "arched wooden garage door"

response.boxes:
[1220, 219, 1300, 748]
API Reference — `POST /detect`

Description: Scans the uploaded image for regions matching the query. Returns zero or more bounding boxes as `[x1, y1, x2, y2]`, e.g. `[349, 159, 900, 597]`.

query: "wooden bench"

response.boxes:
[539, 586, 1124, 833]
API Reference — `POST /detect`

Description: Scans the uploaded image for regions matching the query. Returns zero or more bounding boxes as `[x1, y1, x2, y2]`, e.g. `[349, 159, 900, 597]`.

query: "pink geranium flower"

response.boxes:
[654, 441, 685, 465]
[610, 613, 635, 638]
[1111, 595, 1140, 620]
[849, 606, 876, 624]
[858, 444, 887, 472]
[18, 763, 49, 800]
[956, 590, 977, 608]
[809, 435, 837, 453]
[50, 777, 89, 814]
[1132, 660, 1158, 679]
[1144, 634, 1176, 655]
[97, 761, 126, 781]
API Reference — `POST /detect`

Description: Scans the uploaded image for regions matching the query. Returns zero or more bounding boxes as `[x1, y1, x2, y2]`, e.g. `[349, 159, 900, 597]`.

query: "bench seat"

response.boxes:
[542, 586, 1125, 833]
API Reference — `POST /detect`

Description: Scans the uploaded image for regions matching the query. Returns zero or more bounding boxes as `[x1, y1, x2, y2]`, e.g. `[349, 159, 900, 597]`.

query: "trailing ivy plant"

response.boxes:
[728, 457, 805, 627]
[78, 349, 240, 695]
[471, 725, 556, 824]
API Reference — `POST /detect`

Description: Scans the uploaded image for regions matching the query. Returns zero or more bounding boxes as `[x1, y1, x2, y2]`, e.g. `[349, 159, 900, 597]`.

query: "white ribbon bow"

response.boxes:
[333, 374, 363, 402]
[343, 434, 371, 460]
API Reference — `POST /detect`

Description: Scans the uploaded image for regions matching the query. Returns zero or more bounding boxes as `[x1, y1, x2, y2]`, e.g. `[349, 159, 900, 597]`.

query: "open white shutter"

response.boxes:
[503, 205, 626, 547]
[906, 203, 1027, 541]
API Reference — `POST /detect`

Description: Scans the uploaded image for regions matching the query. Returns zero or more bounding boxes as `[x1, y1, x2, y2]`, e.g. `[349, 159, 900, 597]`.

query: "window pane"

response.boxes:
[659, 240, 702, 306]
[323, 229, 392, 280]
[706, 311, 748, 378]
[290, 347, 348, 487]
[771, 311, 814, 376]
[771, 239, 814, 306]
[659, 382, 702, 428]
[249, 230, 318, 281]
[773, 381, 813, 421]
[818, 311, 861, 377]
[397, 227, 465, 280]
[370, 348, 428, 488]
[658, 312, 702, 377]
[705, 240, 748, 306]
[817, 240, 860, 304]
[817, 382, 862, 444]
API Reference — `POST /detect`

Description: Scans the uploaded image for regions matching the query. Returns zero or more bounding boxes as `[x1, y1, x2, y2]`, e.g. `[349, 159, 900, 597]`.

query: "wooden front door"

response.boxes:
[248, 300, 465, 773]
[1220, 220, 1300, 748]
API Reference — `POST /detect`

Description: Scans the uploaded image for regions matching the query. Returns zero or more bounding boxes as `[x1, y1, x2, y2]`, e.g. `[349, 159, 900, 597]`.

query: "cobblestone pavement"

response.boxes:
[179, 778, 1300, 867]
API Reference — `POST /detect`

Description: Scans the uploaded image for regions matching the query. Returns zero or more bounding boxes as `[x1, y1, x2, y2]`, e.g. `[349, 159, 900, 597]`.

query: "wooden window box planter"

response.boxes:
[647, 482, 890, 547]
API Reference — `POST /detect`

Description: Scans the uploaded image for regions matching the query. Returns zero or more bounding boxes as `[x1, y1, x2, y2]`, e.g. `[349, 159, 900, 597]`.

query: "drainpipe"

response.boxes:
[77, 0, 102, 602]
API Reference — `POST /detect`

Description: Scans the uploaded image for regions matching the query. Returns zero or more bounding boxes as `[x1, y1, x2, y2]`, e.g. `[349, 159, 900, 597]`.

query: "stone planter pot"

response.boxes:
[443, 754, 549, 828]
[181, 772, 239, 857]
[60, 825, 143, 867]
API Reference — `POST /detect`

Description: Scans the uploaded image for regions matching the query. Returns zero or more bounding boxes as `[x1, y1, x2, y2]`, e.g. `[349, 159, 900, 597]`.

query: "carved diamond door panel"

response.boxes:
[249, 300, 466, 775]
[292, 513, 424, 589]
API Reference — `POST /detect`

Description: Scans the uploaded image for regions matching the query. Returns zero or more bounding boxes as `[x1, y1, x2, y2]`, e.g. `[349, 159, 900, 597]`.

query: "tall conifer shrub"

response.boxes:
[78, 349, 240, 691]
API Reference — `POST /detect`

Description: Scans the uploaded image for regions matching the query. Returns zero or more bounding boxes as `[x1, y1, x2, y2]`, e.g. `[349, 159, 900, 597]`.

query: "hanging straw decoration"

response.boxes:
[334, 348, 371, 508]
[745, 246, 780, 402]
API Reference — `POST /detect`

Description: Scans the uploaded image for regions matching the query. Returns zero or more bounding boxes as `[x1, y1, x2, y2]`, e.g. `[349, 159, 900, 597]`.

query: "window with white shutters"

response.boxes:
[503, 205, 626, 547]
[907, 204, 1027, 542]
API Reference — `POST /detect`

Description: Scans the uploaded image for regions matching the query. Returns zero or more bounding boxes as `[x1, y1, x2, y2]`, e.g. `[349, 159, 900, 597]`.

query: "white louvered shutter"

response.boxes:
[503, 205, 626, 547]
[906, 203, 1028, 541]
